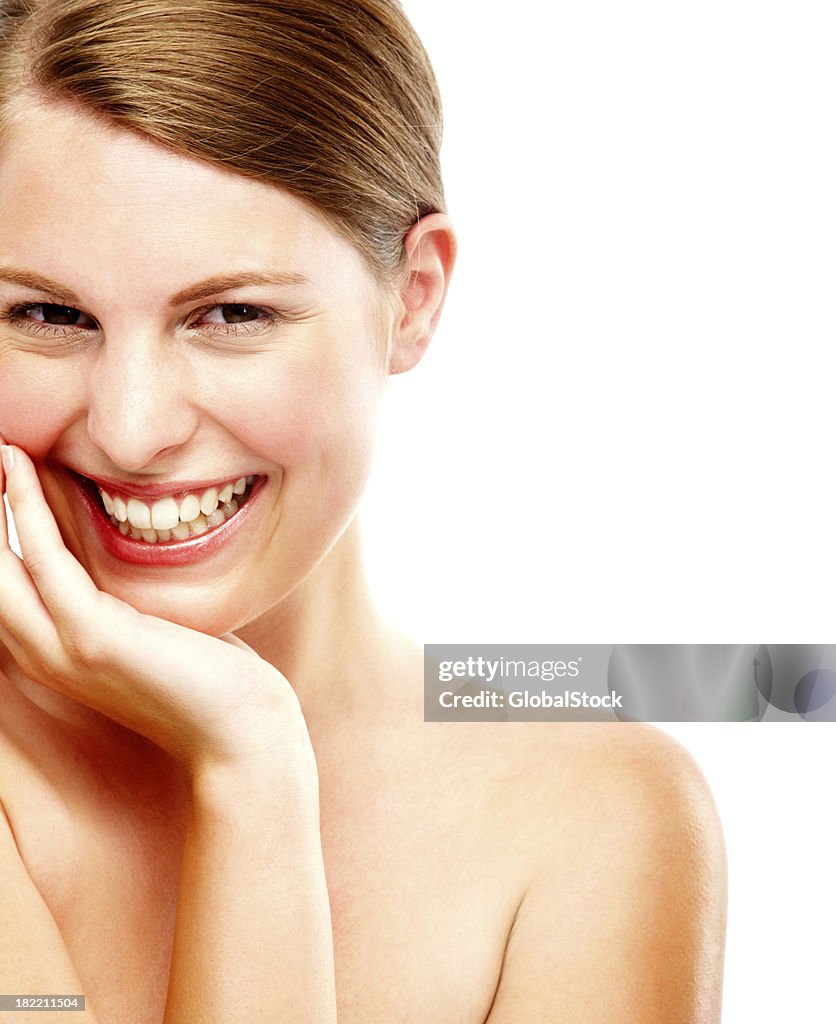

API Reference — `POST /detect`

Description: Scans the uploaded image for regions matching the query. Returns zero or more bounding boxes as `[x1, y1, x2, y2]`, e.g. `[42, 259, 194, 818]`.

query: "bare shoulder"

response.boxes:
[474, 724, 727, 1023]
[545, 722, 723, 833]
[493, 722, 726, 895]
[428, 720, 725, 885]
[462, 721, 721, 824]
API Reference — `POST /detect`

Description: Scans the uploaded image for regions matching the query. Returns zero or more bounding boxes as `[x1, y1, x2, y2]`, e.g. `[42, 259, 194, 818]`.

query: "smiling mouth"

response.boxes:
[89, 475, 258, 545]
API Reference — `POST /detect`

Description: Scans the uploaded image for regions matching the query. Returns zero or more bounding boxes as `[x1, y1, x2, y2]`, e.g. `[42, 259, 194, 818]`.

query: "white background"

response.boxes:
[3, 3, 833, 1020]
[360, 4, 836, 1022]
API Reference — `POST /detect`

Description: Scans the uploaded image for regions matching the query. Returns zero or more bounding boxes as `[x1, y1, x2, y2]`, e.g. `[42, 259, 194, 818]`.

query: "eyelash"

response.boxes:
[0, 302, 90, 341]
[0, 301, 284, 342]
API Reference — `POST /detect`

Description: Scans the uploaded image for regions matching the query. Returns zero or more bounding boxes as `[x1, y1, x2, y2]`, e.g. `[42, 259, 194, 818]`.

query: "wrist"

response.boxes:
[188, 729, 320, 816]
[187, 670, 315, 776]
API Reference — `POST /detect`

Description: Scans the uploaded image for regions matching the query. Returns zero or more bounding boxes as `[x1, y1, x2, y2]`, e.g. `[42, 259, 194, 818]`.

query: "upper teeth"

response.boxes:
[99, 476, 253, 531]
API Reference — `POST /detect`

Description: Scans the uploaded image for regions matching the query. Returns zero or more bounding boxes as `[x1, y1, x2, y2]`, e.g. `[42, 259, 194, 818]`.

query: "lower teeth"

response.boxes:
[107, 483, 252, 543]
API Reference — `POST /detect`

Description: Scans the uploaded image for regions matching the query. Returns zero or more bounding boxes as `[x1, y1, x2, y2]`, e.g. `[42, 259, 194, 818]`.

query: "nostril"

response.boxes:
[85, 395, 200, 471]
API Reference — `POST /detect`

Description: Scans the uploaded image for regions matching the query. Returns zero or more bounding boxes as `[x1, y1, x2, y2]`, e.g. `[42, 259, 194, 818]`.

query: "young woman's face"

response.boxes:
[0, 99, 391, 633]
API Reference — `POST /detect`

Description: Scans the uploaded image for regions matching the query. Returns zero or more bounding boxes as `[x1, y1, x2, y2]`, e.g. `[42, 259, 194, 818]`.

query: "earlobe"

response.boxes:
[387, 213, 457, 375]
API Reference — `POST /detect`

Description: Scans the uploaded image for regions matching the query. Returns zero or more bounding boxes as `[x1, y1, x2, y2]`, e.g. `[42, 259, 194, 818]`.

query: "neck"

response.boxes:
[236, 516, 416, 726]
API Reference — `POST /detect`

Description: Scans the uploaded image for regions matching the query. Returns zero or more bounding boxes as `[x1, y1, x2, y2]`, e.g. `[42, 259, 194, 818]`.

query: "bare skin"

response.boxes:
[0, 499, 728, 1024]
[0, 98, 726, 1022]
[0, 616, 727, 1024]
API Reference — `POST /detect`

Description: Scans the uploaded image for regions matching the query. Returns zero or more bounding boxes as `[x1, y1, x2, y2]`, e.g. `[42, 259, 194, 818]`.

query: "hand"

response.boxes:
[0, 443, 310, 776]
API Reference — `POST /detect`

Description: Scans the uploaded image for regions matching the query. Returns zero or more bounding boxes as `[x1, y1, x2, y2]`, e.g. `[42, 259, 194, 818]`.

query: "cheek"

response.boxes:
[0, 357, 80, 455]
[213, 358, 381, 493]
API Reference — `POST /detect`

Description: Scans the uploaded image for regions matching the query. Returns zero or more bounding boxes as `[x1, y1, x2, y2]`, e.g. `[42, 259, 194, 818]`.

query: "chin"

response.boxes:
[89, 572, 267, 637]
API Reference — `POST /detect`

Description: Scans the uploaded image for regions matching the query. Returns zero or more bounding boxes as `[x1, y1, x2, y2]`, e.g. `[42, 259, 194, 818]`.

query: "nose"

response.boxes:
[85, 334, 200, 471]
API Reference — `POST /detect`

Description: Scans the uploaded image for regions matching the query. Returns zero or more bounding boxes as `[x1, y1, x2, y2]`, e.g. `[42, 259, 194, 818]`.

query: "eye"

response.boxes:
[197, 304, 267, 325]
[0, 302, 98, 349]
[15, 303, 96, 328]
[188, 302, 284, 344]
[34, 304, 93, 326]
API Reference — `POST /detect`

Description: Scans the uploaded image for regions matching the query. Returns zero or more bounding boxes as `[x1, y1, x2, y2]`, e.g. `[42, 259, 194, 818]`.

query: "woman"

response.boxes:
[0, 1, 727, 1021]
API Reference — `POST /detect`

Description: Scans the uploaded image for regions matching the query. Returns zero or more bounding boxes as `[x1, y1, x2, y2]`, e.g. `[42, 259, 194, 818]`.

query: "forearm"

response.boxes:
[163, 748, 337, 1024]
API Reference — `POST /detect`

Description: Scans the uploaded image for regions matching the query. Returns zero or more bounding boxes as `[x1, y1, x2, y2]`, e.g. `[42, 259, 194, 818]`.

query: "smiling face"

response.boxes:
[0, 98, 393, 634]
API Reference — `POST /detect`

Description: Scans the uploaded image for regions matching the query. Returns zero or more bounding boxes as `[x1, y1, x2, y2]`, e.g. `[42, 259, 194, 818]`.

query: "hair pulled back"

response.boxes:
[0, 0, 445, 281]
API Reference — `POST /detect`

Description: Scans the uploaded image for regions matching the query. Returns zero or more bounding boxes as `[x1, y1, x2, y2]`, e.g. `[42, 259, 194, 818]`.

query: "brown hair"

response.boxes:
[0, 0, 445, 282]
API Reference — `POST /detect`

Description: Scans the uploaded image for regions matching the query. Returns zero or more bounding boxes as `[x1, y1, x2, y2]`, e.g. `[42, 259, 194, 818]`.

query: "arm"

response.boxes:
[0, 444, 337, 1023]
[0, 801, 102, 1024]
[485, 727, 727, 1023]
[164, 755, 336, 1024]
[0, 755, 336, 1024]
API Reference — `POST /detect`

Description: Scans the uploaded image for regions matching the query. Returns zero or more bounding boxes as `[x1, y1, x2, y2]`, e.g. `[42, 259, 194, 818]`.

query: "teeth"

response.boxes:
[127, 498, 152, 530]
[172, 522, 191, 541]
[200, 487, 219, 516]
[179, 494, 201, 523]
[189, 514, 208, 536]
[151, 497, 180, 531]
[95, 474, 258, 545]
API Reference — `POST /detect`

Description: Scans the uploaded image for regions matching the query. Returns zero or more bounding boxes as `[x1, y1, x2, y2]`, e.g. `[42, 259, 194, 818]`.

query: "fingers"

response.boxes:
[1, 444, 23, 650]
[0, 441, 12, 552]
[222, 633, 259, 654]
[0, 448, 64, 676]
[0, 447, 137, 711]
[1, 445, 100, 630]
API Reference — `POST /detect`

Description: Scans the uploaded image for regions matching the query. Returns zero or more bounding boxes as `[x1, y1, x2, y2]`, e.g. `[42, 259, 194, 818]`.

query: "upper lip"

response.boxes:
[68, 468, 257, 501]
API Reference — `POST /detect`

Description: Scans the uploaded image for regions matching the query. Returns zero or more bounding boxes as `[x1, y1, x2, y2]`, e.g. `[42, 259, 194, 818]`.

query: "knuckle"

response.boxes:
[60, 626, 103, 668]
[18, 646, 59, 685]
[21, 550, 46, 581]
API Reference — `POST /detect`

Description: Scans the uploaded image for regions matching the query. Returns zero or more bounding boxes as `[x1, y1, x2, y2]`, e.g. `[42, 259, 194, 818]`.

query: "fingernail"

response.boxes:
[1, 446, 14, 474]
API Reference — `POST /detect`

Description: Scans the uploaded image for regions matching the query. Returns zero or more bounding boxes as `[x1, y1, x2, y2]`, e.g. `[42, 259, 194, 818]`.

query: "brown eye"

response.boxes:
[197, 304, 264, 325]
[191, 302, 278, 340]
[218, 304, 261, 323]
[34, 304, 94, 326]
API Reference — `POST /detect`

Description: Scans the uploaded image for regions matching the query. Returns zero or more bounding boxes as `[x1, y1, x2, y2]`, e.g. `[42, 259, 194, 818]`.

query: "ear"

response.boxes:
[388, 213, 457, 375]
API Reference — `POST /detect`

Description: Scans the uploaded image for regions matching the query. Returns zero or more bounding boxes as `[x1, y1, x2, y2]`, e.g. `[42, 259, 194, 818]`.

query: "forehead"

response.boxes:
[0, 97, 368, 299]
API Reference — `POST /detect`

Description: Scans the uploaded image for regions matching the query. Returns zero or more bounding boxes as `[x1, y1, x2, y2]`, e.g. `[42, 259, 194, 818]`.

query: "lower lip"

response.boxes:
[73, 474, 266, 566]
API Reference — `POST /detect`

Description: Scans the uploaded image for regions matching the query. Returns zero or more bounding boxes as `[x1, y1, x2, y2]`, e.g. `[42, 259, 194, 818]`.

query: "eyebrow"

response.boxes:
[0, 268, 81, 304]
[0, 267, 309, 307]
[169, 271, 310, 307]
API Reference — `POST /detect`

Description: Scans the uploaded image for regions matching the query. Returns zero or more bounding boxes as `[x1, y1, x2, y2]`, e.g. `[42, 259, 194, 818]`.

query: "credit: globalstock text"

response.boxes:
[437, 690, 624, 709]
